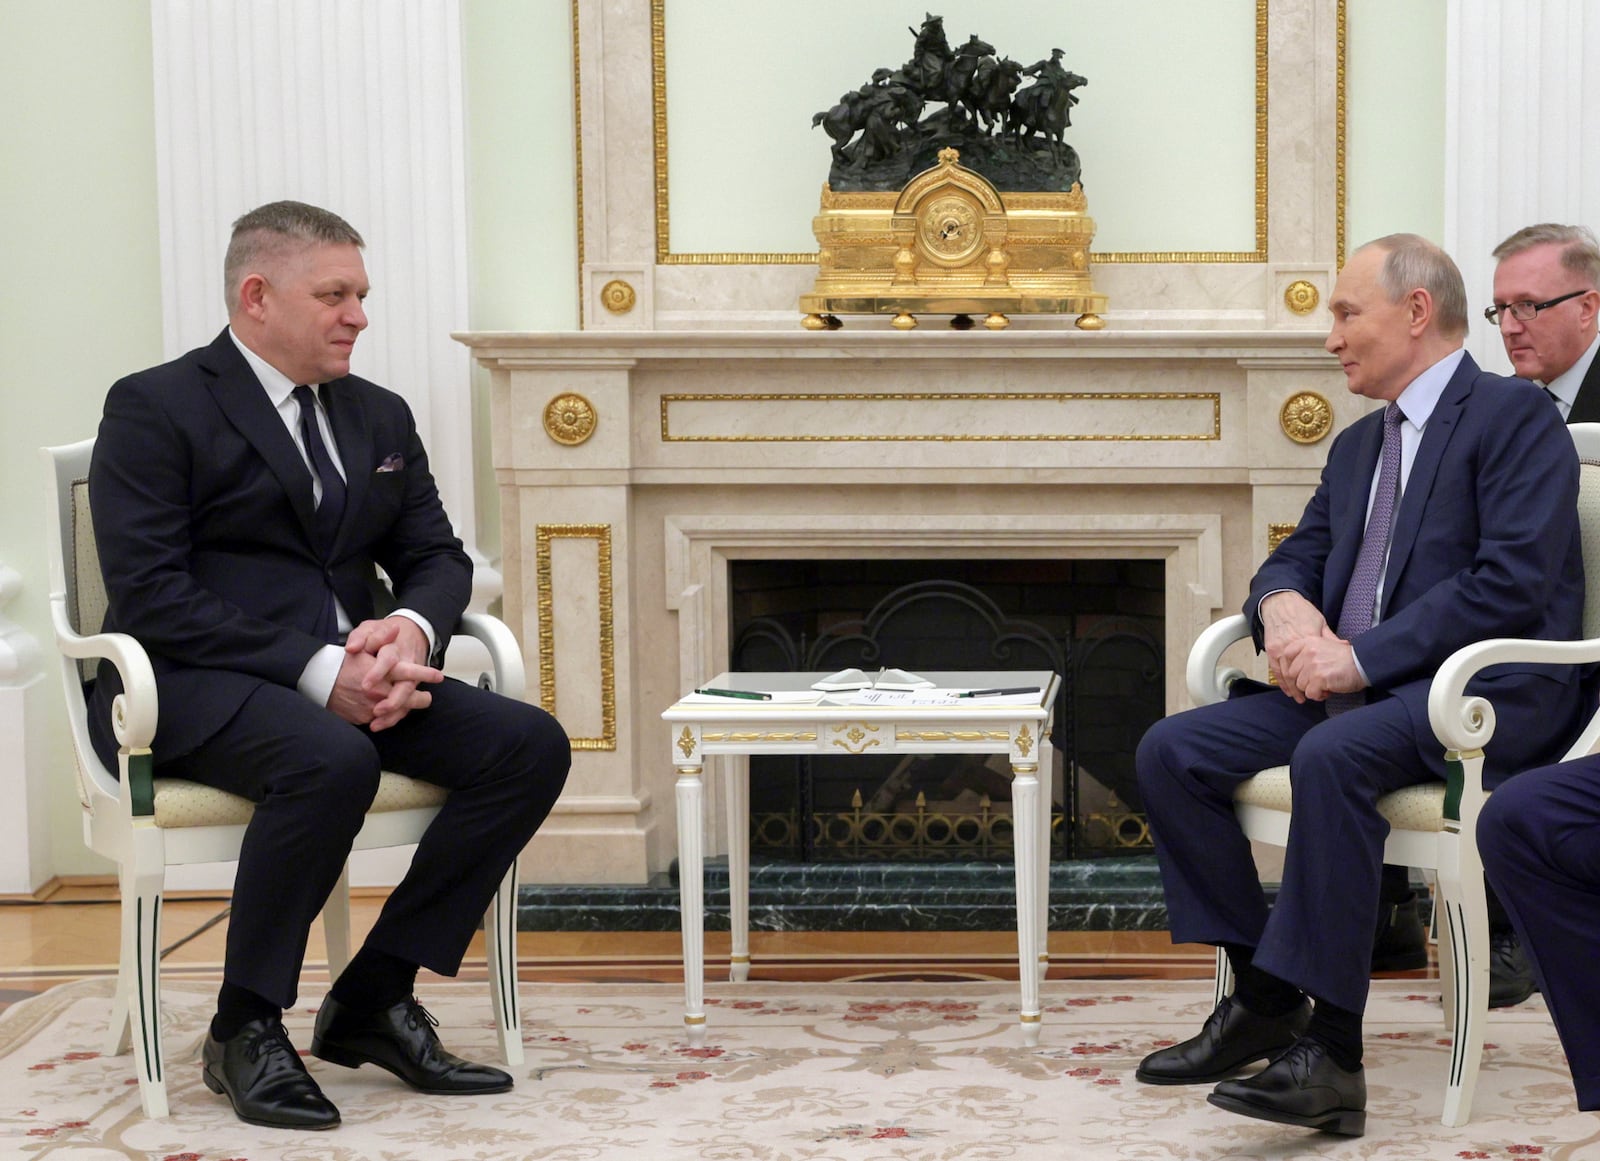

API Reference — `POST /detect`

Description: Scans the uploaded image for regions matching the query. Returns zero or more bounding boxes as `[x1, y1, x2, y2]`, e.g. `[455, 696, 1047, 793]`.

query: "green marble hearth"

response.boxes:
[516, 855, 1170, 932]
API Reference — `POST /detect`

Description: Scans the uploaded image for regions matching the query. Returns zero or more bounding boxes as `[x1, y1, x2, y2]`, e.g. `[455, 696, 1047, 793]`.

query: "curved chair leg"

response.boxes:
[1437, 824, 1489, 1127]
[119, 840, 170, 1118]
[322, 863, 353, 984]
[484, 859, 523, 1066]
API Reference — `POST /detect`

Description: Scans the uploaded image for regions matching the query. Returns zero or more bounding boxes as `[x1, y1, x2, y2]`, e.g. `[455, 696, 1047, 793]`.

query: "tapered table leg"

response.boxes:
[725, 760, 751, 982]
[675, 764, 707, 1044]
[1011, 760, 1042, 1046]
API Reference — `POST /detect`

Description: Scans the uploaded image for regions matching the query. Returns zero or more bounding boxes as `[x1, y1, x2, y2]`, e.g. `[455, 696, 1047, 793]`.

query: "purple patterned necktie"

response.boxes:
[1327, 402, 1403, 716]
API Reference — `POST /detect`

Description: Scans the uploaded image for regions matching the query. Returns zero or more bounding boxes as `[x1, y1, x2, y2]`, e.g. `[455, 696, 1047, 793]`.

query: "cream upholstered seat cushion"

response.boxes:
[1233, 766, 1447, 834]
[151, 771, 449, 828]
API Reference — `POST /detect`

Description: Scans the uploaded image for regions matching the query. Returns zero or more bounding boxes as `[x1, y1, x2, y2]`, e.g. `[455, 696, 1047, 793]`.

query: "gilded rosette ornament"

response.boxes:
[1279, 391, 1333, 445]
[1283, 279, 1320, 315]
[799, 148, 1107, 331]
[599, 279, 637, 315]
[543, 392, 598, 446]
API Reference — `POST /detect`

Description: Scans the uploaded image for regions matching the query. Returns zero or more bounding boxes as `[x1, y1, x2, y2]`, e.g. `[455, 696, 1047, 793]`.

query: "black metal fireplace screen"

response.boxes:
[729, 559, 1163, 860]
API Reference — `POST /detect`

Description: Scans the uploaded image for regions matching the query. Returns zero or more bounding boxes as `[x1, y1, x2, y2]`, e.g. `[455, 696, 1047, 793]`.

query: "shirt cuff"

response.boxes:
[297, 644, 345, 707]
[388, 609, 437, 656]
[1350, 645, 1372, 688]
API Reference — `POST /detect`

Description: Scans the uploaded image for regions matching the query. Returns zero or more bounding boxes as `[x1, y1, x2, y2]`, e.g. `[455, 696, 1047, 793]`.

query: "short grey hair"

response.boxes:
[1492, 222, 1600, 288]
[1361, 233, 1470, 339]
[223, 200, 364, 311]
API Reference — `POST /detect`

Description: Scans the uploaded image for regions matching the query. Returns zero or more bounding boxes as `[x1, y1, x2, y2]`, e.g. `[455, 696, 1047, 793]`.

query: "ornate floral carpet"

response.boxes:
[2, 976, 1593, 1159]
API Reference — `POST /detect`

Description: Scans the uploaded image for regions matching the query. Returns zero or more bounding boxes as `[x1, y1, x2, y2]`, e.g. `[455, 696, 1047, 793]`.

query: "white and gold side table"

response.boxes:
[662, 670, 1059, 1045]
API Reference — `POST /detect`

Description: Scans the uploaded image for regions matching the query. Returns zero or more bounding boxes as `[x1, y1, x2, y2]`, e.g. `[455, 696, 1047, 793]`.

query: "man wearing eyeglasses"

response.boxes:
[1490, 223, 1600, 420]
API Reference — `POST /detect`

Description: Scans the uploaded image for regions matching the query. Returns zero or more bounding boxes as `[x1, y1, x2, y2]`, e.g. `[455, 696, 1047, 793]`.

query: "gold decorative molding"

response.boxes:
[676, 727, 697, 758]
[1015, 724, 1035, 758]
[1283, 279, 1320, 315]
[535, 523, 617, 751]
[1337, 0, 1347, 268]
[897, 729, 1011, 743]
[703, 730, 818, 743]
[830, 723, 883, 754]
[1267, 522, 1298, 554]
[1279, 391, 1333, 444]
[660, 391, 1221, 443]
[543, 392, 599, 446]
[573, 0, 586, 325]
[599, 279, 637, 314]
[649, 0, 1270, 265]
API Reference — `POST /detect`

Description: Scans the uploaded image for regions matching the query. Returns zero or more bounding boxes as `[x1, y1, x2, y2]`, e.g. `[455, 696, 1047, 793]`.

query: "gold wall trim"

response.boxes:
[573, 0, 586, 326]
[1336, 0, 1347, 268]
[535, 523, 617, 751]
[1267, 522, 1298, 554]
[659, 391, 1222, 443]
[650, 0, 1270, 266]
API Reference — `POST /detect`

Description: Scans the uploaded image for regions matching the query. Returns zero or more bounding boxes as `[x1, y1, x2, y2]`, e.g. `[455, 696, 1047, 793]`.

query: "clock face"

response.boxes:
[918, 194, 984, 265]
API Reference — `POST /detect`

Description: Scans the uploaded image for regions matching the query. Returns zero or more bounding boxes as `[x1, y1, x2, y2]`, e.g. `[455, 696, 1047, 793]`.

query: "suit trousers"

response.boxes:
[1479, 758, 1600, 1111]
[160, 677, 571, 1008]
[1136, 686, 1446, 1014]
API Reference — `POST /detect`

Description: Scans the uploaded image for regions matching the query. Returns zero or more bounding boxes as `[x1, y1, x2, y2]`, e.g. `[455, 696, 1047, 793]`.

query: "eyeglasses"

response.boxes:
[1484, 289, 1588, 325]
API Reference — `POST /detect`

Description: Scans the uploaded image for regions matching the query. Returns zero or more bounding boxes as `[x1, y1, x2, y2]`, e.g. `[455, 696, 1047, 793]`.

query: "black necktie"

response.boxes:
[292, 384, 347, 551]
[293, 385, 346, 641]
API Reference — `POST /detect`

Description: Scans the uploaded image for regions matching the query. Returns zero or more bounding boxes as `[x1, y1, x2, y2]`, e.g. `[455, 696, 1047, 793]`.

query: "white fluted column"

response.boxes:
[150, 0, 493, 601]
[1447, 0, 1600, 373]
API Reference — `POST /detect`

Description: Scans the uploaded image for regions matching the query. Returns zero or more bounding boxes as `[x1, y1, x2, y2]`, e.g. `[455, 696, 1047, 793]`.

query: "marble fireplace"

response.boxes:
[458, 328, 1348, 884]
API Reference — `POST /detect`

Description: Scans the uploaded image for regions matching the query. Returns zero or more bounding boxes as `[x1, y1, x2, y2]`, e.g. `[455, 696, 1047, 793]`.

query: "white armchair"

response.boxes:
[1189, 421, 1600, 1127]
[41, 437, 527, 1119]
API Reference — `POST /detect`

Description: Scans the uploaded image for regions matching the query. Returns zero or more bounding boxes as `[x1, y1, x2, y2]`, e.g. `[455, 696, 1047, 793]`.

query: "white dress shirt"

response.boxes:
[227, 329, 436, 708]
[1540, 332, 1600, 421]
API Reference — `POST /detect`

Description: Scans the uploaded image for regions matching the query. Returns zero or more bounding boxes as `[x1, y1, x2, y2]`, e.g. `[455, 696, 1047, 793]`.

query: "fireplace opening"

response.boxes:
[729, 558, 1164, 861]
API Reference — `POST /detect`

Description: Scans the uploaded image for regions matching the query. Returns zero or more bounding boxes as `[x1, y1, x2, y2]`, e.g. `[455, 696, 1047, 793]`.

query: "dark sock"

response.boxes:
[329, 946, 419, 1012]
[1223, 943, 1305, 1018]
[1378, 863, 1413, 905]
[211, 981, 281, 1041]
[1306, 996, 1363, 1071]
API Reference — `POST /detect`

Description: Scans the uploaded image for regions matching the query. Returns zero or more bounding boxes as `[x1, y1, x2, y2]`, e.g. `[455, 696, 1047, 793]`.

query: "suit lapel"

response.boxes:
[322, 379, 372, 554]
[1378, 354, 1475, 617]
[1566, 353, 1600, 423]
[199, 331, 320, 545]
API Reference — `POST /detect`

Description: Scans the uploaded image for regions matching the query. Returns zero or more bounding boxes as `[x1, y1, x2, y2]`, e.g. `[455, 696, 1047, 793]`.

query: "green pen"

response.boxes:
[695, 687, 771, 700]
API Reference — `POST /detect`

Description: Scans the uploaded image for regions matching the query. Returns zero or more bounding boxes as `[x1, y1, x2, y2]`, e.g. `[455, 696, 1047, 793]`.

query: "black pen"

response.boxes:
[959, 686, 1040, 698]
[695, 687, 772, 700]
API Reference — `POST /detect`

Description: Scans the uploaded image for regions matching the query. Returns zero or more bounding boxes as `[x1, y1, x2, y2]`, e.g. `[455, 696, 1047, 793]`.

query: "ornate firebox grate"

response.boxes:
[730, 559, 1163, 861]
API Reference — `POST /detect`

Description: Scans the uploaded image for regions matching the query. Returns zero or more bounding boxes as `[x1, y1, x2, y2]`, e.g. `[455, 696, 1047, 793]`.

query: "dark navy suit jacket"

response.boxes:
[1245, 352, 1590, 784]
[87, 328, 472, 767]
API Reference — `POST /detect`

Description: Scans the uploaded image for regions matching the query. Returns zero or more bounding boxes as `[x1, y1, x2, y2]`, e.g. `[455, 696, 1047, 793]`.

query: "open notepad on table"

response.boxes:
[809, 667, 935, 692]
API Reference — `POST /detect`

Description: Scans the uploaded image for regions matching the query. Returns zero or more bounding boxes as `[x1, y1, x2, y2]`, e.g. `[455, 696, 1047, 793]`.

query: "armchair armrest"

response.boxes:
[49, 594, 157, 752]
[454, 612, 527, 702]
[1186, 613, 1252, 707]
[1428, 635, 1600, 820]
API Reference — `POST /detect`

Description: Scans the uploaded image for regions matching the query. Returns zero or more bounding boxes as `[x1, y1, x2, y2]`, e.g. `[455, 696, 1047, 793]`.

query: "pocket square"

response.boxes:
[376, 453, 405, 473]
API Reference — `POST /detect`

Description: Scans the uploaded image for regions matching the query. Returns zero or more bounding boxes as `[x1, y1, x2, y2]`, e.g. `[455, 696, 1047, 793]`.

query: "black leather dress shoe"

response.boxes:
[1488, 929, 1538, 1009]
[201, 1018, 340, 1130]
[1370, 891, 1428, 973]
[1136, 995, 1312, 1085]
[311, 996, 513, 1094]
[1208, 1037, 1366, 1136]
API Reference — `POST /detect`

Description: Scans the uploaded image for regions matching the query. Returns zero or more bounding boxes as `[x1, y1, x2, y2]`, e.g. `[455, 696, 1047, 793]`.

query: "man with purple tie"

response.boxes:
[1133, 235, 1589, 1137]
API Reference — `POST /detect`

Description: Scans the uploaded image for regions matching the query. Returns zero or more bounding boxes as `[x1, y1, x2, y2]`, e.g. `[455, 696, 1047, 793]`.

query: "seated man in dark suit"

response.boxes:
[1133, 235, 1589, 1137]
[88, 201, 571, 1130]
[1478, 759, 1600, 1113]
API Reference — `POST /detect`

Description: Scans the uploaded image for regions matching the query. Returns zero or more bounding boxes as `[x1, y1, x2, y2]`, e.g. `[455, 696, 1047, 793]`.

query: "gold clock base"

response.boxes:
[798, 148, 1108, 334]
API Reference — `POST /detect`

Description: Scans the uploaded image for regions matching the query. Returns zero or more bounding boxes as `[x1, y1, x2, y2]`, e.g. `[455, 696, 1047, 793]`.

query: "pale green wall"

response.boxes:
[1, 0, 163, 876]
[1345, 0, 1446, 252]
[462, 0, 579, 565]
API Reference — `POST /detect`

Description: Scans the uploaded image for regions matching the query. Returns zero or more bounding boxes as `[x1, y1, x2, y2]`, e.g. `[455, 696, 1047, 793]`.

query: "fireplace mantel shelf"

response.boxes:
[455, 328, 1337, 366]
